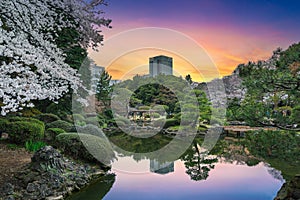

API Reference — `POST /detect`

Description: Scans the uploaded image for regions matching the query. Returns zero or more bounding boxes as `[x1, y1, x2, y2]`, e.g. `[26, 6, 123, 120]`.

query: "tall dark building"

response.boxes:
[149, 55, 173, 77]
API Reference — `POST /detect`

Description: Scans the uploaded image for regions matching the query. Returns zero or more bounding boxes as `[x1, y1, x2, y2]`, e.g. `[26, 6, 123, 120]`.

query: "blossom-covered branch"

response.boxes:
[0, 0, 110, 115]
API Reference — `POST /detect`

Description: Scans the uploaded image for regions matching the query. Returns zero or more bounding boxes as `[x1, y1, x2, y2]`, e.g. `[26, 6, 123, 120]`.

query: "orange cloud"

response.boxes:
[89, 21, 287, 82]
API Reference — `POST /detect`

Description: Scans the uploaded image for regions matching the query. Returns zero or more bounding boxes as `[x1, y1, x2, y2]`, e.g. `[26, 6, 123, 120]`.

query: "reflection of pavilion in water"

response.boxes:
[150, 159, 174, 175]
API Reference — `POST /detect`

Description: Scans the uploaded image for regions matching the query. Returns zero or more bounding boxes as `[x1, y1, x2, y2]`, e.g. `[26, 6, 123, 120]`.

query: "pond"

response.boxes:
[68, 136, 284, 200]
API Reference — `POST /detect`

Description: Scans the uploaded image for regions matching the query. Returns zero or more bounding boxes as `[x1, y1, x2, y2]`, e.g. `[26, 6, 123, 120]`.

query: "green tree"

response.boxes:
[239, 44, 300, 130]
[96, 70, 113, 107]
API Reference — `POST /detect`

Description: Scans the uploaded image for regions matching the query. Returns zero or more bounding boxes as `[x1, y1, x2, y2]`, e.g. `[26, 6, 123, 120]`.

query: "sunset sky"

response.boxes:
[89, 0, 300, 82]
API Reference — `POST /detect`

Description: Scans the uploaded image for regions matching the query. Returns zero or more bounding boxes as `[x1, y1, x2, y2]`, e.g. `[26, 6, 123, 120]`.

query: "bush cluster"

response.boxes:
[56, 133, 114, 163]
[46, 120, 76, 132]
[244, 130, 300, 162]
[45, 128, 65, 141]
[163, 118, 179, 128]
[34, 113, 60, 123]
[3, 117, 45, 144]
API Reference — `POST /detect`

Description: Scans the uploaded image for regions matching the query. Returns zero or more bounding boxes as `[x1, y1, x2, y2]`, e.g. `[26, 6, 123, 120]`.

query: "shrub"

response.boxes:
[76, 124, 106, 138]
[0, 118, 9, 131]
[115, 120, 126, 127]
[153, 118, 165, 127]
[46, 120, 75, 132]
[25, 140, 46, 152]
[245, 130, 300, 162]
[45, 102, 70, 119]
[114, 116, 130, 125]
[73, 114, 85, 122]
[34, 113, 60, 123]
[21, 108, 41, 117]
[163, 118, 179, 128]
[138, 106, 150, 110]
[85, 117, 100, 126]
[152, 113, 161, 118]
[56, 133, 115, 163]
[45, 128, 65, 141]
[75, 121, 86, 126]
[6, 120, 45, 144]
[8, 117, 44, 126]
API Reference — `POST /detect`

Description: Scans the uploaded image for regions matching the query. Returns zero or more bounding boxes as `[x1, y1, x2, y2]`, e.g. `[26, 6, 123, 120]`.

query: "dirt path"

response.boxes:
[0, 142, 32, 186]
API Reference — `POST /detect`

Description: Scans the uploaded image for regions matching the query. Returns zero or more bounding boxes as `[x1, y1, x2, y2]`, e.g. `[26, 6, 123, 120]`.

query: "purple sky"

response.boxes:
[91, 0, 300, 80]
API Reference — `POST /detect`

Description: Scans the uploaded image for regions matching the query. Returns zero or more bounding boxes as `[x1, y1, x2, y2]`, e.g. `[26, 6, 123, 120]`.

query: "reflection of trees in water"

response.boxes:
[181, 141, 218, 181]
[265, 164, 284, 182]
[68, 173, 115, 200]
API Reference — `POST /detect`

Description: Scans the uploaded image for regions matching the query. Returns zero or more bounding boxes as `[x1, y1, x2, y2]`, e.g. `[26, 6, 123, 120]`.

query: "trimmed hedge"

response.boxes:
[0, 118, 9, 131]
[34, 113, 60, 123]
[152, 113, 161, 118]
[114, 116, 130, 125]
[56, 133, 115, 163]
[85, 117, 100, 126]
[163, 118, 179, 128]
[8, 117, 44, 126]
[45, 128, 65, 141]
[46, 120, 76, 132]
[77, 124, 105, 138]
[73, 114, 85, 122]
[21, 108, 41, 117]
[153, 118, 165, 127]
[138, 106, 150, 110]
[6, 120, 45, 144]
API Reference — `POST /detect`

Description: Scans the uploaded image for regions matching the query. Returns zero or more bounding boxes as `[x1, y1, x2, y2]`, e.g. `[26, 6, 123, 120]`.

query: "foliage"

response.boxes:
[194, 89, 211, 123]
[239, 44, 300, 130]
[0, 118, 8, 130]
[20, 108, 41, 117]
[138, 106, 151, 110]
[116, 74, 210, 128]
[72, 114, 85, 122]
[46, 120, 75, 132]
[85, 116, 100, 126]
[111, 88, 133, 118]
[76, 124, 105, 137]
[291, 105, 300, 124]
[43, 96, 73, 120]
[163, 118, 179, 128]
[0, 0, 111, 115]
[45, 128, 65, 141]
[226, 98, 244, 121]
[152, 113, 161, 118]
[96, 70, 113, 107]
[5, 119, 45, 144]
[244, 130, 300, 163]
[56, 132, 114, 163]
[114, 115, 131, 125]
[153, 118, 166, 127]
[34, 113, 61, 123]
[25, 140, 46, 152]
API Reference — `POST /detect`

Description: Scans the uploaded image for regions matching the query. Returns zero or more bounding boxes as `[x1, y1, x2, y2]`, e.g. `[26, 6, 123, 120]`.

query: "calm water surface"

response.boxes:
[69, 155, 283, 200]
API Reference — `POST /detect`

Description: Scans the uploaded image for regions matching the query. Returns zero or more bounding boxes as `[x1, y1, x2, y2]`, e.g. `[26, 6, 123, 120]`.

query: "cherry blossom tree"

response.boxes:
[0, 0, 111, 115]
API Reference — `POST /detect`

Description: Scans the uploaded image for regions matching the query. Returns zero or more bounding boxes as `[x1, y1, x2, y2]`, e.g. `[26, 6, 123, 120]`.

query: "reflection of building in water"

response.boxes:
[150, 160, 174, 175]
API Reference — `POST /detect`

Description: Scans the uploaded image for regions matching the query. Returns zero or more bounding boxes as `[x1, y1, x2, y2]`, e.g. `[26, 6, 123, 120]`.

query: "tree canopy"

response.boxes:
[0, 0, 111, 115]
[237, 43, 300, 130]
